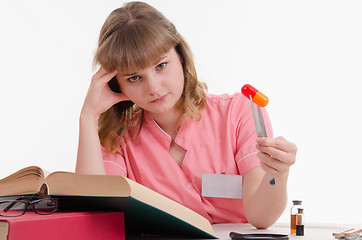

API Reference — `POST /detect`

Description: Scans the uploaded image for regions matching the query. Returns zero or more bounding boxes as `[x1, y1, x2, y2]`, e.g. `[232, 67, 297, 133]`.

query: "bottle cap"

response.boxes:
[293, 200, 302, 205]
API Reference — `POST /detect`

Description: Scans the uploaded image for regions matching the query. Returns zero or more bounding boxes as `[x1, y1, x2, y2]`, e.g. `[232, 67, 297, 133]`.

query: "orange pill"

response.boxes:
[241, 84, 269, 107]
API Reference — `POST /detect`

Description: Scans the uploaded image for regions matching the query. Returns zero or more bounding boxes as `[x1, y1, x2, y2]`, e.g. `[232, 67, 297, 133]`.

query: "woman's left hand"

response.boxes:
[256, 136, 297, 178]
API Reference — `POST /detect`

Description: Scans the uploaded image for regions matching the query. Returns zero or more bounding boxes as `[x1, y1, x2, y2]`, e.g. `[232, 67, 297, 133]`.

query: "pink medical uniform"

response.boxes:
[102, 93, 273, 224]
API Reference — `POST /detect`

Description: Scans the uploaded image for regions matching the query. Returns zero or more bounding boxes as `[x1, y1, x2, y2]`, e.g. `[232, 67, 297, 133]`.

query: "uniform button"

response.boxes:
[185, 183, 193, 188]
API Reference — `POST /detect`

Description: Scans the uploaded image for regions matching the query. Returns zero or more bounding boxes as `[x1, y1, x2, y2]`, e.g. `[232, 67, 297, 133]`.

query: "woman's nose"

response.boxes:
[145, 74, 161, 95]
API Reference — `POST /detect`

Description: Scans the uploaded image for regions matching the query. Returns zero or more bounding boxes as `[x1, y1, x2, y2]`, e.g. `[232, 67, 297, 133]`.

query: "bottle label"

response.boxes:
[296, 214, 304, 225]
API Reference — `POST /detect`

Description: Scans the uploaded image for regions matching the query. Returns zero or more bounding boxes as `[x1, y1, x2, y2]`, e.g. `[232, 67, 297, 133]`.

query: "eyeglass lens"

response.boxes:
[33, 199, 57, 214]
[0, 201, 26, 217]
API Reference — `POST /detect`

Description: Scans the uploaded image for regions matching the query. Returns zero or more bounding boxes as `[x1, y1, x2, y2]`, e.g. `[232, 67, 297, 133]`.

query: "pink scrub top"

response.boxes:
[102, 93, 273, 224]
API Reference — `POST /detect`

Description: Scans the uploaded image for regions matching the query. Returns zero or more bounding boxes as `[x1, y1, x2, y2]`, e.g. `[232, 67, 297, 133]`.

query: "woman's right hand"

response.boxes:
[81, 68, 129, 122]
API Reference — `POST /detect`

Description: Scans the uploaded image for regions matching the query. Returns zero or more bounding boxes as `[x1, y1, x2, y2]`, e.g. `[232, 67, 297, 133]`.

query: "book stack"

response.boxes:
[0, 166, 216, 239]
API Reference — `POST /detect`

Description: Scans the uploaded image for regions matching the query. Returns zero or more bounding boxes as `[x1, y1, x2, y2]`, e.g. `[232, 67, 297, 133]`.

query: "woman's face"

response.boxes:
[116, 48, 184, 117]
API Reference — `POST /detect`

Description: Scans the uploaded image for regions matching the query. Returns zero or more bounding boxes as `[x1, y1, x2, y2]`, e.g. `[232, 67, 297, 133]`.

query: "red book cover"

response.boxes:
[0, 211, 124, 240]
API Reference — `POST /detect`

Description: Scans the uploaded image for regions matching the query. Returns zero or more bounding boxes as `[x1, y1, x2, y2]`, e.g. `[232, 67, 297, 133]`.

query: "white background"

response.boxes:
[0, 0, 361, 225]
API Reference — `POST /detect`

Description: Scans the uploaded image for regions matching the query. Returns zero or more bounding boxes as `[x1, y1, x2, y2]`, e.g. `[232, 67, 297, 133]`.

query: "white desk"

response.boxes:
[212, 223, 362, 240]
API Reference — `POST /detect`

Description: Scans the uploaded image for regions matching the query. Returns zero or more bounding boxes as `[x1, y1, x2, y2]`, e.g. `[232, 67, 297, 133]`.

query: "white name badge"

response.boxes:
[201, 173, 243, 199]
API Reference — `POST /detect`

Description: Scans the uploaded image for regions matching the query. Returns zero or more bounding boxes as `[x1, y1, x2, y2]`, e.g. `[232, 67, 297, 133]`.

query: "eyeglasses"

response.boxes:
[0, 196, 58, 217]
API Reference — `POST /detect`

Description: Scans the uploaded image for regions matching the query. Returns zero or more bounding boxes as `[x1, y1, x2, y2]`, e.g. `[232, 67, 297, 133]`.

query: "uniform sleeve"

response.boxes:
[231, 93, 273, 176]
[101, 146, 127, 176]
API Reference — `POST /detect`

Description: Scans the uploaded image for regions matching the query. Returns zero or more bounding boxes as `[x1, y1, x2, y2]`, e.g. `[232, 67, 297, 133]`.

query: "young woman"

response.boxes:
[76, 1, 297, 229]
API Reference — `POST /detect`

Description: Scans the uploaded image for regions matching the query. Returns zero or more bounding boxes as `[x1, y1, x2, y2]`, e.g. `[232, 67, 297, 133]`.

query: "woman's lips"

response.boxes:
[151, 94, 168, 103]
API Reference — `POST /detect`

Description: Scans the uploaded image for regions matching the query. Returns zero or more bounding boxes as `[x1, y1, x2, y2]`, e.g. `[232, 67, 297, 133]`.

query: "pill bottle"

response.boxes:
[290, 200, 302, 234]
[296, 208, 304, 236]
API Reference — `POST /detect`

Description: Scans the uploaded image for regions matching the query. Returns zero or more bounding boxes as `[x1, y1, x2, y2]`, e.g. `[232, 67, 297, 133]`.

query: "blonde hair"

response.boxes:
[95, 1, 207, 153]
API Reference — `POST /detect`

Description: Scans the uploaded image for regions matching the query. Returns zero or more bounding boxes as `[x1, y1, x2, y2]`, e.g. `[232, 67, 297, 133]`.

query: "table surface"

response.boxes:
[127, 223, 361, 239]
[213, 223, 362, 240]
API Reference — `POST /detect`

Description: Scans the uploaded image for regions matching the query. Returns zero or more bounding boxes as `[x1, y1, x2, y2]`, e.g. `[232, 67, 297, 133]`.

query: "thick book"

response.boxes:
[0, 166, 216, 239]
[0, 211, 125, 240]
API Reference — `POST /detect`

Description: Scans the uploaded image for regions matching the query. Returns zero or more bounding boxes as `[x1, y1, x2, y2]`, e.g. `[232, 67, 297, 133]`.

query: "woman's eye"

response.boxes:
[156, 62, 167, 70]
[128, 75, 141, 82]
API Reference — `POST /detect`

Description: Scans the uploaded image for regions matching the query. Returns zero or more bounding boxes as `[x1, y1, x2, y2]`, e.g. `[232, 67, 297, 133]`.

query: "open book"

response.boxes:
[0, 166, 216, 239]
